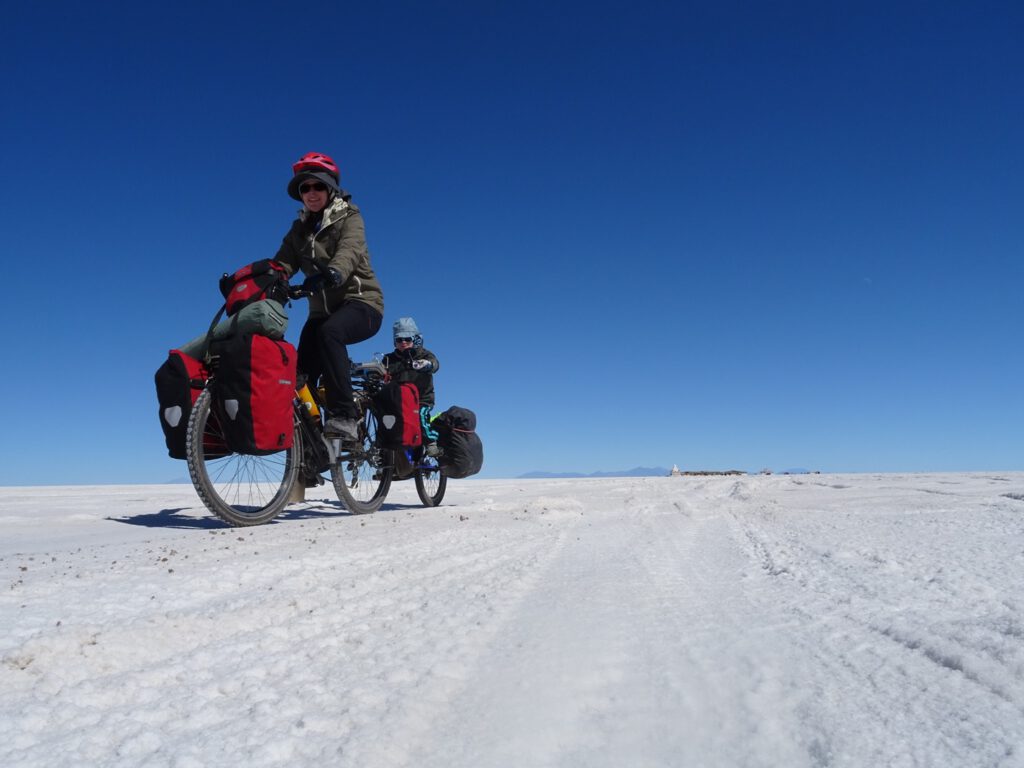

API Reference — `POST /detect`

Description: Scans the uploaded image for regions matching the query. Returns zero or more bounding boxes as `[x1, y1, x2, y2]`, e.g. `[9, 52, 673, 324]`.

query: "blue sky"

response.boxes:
[2, 1, 1021, 484]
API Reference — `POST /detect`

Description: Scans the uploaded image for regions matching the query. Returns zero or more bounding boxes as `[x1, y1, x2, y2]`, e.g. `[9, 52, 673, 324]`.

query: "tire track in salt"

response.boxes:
[722, 475, 1024, 767]
[0, 500, 579, 768]
[406, 478, 819, 768]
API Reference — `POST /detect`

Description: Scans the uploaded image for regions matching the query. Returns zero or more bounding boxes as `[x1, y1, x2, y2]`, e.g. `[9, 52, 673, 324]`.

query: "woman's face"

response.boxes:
[395, 337, 415, 352]
[299, 180, 330, 212]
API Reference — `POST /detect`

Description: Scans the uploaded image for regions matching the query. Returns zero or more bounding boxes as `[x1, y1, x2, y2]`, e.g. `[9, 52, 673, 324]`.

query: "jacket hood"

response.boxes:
[298, 192, 352, 224]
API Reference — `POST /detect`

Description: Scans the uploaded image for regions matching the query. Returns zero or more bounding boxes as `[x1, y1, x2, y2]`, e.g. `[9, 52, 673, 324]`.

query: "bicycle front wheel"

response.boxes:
[414, 456, 447, 507]
[330, 408, 393, 514]
[186, 387, 301, 526]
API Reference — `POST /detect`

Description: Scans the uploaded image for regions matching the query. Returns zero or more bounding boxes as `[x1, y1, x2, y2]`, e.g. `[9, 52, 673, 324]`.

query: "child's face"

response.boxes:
[395, 336, 414, 352]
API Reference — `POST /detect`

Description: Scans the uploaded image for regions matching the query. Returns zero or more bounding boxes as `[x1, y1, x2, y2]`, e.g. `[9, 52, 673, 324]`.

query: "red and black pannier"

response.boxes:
[374, 381, 422, 449]
[219, 260, 289, 316]
[212, 333, 297, 455]
[155, 350, 211, 459]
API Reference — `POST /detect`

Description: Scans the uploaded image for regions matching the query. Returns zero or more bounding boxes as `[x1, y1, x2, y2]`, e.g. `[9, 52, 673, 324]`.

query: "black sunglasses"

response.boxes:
[299, 182, 328, 194]
[395, 337, 414, 344]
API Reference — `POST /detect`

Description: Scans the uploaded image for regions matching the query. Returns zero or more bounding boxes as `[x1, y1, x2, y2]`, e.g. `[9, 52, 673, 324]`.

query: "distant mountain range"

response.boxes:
[518, 467, 672, 479]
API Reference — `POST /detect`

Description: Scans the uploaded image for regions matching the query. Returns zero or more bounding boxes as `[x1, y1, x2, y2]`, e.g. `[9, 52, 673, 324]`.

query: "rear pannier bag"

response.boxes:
[212, 334, 297, 455]
[374, 381, 422, 449]
[219, 260, 289, 316]
[433, 406, 483, 478]
[155, 350, 209, 459]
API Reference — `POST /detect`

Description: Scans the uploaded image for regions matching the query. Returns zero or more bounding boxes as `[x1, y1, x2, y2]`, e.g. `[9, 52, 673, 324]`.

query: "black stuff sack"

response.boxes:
[374, 381, 422, 449]
[212, 333, 297, 455]
[432, 406, 483, 478]
[155, 350, 212, 459]
[219, 260, 289, 316]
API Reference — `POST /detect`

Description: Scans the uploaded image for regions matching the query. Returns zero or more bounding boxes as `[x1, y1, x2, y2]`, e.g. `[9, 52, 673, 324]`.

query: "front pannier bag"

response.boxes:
[212, 334, 297, 455]
[155, 350, 209, 459]
[433, 406, 483, 478]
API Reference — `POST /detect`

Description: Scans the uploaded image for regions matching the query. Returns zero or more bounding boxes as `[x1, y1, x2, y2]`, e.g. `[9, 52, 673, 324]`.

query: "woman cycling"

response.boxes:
[274, 152, 384, 441]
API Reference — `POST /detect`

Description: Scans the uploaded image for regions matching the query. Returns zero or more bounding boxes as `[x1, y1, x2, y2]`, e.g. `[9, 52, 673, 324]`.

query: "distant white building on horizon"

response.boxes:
[669, 464, 683, 476]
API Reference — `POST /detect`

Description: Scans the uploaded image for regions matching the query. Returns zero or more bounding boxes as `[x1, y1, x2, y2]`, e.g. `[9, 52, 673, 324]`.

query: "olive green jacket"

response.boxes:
[274, 192, 384, 318]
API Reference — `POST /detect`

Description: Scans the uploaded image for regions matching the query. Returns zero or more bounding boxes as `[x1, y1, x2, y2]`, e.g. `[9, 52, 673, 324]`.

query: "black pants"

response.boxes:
[298, 301, 382, 418]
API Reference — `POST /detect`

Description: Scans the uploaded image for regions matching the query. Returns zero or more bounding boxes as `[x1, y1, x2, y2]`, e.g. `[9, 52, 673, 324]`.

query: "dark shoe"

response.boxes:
[324, 416, 359, 441]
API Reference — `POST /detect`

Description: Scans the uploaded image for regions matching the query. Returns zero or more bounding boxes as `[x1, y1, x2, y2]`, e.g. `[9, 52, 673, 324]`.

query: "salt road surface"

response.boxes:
[1, 473, 1023, 767]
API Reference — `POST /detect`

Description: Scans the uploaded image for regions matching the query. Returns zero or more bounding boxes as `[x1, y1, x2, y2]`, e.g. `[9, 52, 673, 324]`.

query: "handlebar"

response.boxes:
[286, 255, 335, 300]
[352, 360, 387, 378]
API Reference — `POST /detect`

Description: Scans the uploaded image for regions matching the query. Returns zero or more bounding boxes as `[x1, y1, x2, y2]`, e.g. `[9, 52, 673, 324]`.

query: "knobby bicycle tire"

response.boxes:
[186, 387, 301, 526]
[330, 407, 393, 514]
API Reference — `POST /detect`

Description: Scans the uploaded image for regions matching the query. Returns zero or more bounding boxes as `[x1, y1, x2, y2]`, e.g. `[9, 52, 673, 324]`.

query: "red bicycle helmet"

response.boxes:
[288, 151, 342, 200]
[292, 152, 339, 178]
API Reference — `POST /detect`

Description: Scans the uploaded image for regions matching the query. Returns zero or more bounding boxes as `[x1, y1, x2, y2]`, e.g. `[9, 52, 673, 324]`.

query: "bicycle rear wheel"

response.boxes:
[414, 456, 447, 507]
[186, 387, 300, 526]
[330, 407, 393, 514]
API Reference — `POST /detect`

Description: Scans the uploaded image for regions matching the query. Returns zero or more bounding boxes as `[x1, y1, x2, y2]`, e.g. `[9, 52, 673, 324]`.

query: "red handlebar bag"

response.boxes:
[219, 260, 289, 316]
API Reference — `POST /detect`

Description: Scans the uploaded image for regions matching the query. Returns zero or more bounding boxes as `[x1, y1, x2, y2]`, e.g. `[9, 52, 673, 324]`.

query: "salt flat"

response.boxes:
[2, 472, 1023, 767]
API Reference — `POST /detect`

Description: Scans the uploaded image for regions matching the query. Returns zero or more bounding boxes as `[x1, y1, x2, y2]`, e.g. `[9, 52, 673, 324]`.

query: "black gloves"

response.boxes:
[300, 268, 344, 293]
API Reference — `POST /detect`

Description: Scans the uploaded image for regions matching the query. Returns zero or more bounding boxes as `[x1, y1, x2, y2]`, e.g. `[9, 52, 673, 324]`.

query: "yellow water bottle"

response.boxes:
[297, 383, 321, 422]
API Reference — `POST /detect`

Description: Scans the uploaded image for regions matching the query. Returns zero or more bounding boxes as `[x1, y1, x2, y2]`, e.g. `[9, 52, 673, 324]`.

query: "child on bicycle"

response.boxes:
[382, 317, 441, 455]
